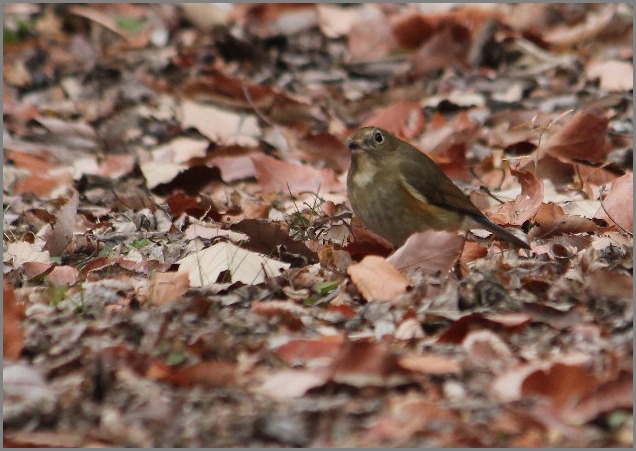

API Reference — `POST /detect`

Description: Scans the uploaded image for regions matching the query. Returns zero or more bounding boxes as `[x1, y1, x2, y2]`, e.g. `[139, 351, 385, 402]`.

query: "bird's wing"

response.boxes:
[398, 158, 484, 218]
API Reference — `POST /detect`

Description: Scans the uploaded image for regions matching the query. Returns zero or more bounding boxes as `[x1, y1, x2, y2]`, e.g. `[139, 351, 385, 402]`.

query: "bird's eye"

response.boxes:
[373, 131, 384, 144]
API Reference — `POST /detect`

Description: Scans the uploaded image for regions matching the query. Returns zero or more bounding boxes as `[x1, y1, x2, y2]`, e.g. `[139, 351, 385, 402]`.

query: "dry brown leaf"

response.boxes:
[251, 301, 306, 331]
[486, 168, 544, 226]
[544, 5, 615, 48]
[362, 101, 426, 139]
[23, 262, 79, 285]
[45, 190, 79, 257]
[585, 270, 633, 301]
[347, 15, 398, 62]
[4, 241, 51, 268]
[254, 368, 330, 399]
[347, 256, 410, 302]
[251, 154, 343, 195]
[595, 172, 633, 233]
[177, 241, 290, 288]
[147, 272, 190, 305]
[275, 335, 345, 368]
[398, 353, 461, 375]
[147, 360, 237, 387]
[387, 230, 464, 275]
[587, 60, 633, 92]
[564, 370, 633, 424]
[462, 330, 515, 371]
[331, 340, 412, 387]
[3, 283, 25, 359]
[544, 110, 611, 164]
[181, 100, 260, 146]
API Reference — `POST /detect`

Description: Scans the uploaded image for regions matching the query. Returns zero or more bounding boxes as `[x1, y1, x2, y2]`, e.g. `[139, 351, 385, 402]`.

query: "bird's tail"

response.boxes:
[469, 214, 531, 250]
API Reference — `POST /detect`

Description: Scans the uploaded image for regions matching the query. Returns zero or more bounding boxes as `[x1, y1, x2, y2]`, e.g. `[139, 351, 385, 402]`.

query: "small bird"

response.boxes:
[346, 126, 531, 249]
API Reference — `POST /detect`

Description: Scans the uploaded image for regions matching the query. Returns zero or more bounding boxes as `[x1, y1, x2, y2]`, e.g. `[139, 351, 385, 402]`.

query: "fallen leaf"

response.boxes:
[587, 60, 633, 92]
[255, 368, 330, 399]
[544, 110, 611, 164]
[275, 335, 344, 368]
[147, 272, 190, 305]
[398, 353, 461, 375]
[3, 284, 25, 359]
[387, 230, 464, 275]
[362, 101, 426, 139]
[347, 256, 410, 301]
[23, 262, 79, 285]
[177, 241, 290, 288]
[4, 241, 51, 268]
[147, 360, 237, 387]
[331, 339, 412, 387]
[181, 100, 260, 146]
[595, 172, 633, 233]
[45, 190, 79, 257]
[251, 154, 343, 195]
[486, 168, 544, 226]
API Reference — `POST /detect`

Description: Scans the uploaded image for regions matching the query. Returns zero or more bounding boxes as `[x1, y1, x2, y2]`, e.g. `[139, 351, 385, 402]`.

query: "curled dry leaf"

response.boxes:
[595, 172, 633, 233]
[529, 202, 604, 239]
[347, 255, 410, 302]
[462, 329, 515, 371]
[147, 272, 190, 305]
[486, 168, 544, 226]
[44, 190, 79, 257]
[177, 241, 290, 288]
[387, 230, 464, 275]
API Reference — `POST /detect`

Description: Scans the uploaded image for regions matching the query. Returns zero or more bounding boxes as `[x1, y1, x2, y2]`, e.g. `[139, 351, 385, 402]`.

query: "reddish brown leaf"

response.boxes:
[275, 335, 345, 367]
[331, 340, 412, 387]
[3, 283, 24, 359]
[595, 172, 633, 233]
[45, 190, 79, 257]
[545, 110, 611, 164]
[398, 353, 461, 375]
[565, 370, 633, 424]
[486, 168, 544, 226]
[23, 262, 79, 285]
[251, 154, 343, 195]
[251, 301, 305, 331]
[347, 256, 410, 302]
[255, 368, 330, 399]
[362, 101, 426, 139]
[147, 272, 190, 305]
[387, 230, 464, 275]
[147, 360, 237, 387]
[521, 362, 599, 412]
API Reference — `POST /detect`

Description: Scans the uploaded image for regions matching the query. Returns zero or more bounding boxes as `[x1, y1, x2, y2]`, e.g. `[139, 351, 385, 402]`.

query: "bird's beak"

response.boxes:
[347, 138, 362, 152]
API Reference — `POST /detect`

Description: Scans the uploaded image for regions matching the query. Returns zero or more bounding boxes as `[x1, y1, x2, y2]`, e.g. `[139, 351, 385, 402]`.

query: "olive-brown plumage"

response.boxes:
[346, 126, 530, 249]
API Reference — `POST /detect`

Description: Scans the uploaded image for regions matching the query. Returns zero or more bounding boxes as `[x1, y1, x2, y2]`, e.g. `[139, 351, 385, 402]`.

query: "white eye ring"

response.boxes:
[373, 131, 384, 144]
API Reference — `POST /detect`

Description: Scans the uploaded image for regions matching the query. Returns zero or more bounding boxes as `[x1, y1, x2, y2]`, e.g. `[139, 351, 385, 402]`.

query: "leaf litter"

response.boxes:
[3, 3, 632, 447]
